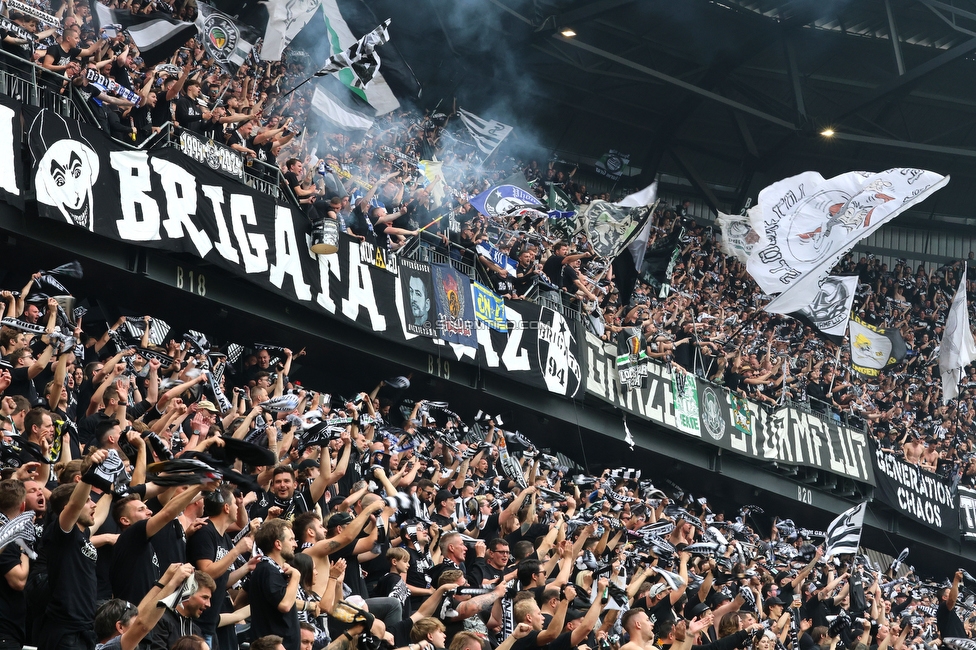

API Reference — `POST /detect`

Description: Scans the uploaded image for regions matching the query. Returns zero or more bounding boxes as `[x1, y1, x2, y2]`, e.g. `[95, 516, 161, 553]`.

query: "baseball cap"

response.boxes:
[647, 583, 669, 598]
[327, 511, 354, 529]
[197, 399, 219, 413]
[434, 489, 456, 506]
[764, 596, 785, 610]
[686, 603, 710, 619]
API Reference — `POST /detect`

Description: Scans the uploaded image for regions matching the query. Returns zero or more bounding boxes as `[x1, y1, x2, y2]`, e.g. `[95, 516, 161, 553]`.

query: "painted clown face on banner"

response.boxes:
[35, 139, 100, 231]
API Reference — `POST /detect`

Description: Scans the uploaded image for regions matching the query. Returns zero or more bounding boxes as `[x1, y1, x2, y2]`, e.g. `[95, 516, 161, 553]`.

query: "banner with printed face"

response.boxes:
[9, 105, 586, 399]
[399, 257, 436, 338]
[585, 333, 874, 483]
[871, 441, 957, 536]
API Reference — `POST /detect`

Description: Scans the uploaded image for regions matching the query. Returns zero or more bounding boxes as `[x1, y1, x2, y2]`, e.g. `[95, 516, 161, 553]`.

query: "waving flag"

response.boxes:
[469, 173, 542, 218]
[745, 169, 948, 314]
[716, 209, 764, 265]
[195, 3, 257, 73]
[92, 3, 197, 66]
[457, 109, 513, 158]
[849, 314, 907, 378]
[825, 502, 866, 558]
[940, 264, 976, 403]
[314, 19, 390, 90]
[774, 275, 858, 344]
[595, 150, 629, 181]
[260, 0, 321, 60]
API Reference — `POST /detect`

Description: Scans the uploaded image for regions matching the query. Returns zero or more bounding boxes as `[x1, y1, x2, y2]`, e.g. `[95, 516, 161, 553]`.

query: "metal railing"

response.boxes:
[147, 122, 288, 201]
[0, 50, 82, 121]
[0, 48, 292, 204]
[787, 396, 868, 432]
[404, 236, 585, 323]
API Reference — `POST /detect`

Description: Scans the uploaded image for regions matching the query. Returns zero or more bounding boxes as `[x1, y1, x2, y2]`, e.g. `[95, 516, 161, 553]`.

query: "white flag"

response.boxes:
[940, 264, 976, 403]
[770, 275, 858, 342]
[260, 0, 321, 61]
[311, 86, 373, 131]
[620, 183, 658, 270]
[716, 208, 765, 265]
[457, 109, 513, 157]
[825, 502, 866, 558]
[745, 169, 948, 314]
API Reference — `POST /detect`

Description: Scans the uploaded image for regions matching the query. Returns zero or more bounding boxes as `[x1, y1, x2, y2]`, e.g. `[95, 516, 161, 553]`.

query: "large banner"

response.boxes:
[0, 94, 25, 210]
[872, 442, 957, 536]
[958, 486, 976, 542]
[585, 333, 874, 483]
[9, 106, 585, 398]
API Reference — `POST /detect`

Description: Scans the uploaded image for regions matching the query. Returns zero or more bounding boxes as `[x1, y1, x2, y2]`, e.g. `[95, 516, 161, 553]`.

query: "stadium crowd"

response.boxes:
[2, 1, 976, 650]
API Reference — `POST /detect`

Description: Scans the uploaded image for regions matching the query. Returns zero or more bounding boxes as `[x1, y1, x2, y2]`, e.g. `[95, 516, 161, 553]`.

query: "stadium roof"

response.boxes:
[372, 0, 976, 229]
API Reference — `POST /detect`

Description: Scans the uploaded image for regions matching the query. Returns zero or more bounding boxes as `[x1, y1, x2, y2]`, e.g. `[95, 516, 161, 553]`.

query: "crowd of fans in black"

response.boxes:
[2, 2, 976, 650]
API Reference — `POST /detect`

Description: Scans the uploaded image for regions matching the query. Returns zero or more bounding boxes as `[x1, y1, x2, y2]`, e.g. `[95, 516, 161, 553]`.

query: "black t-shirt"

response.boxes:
[468, 558, 506, 587]
[110, 59, 134, 91]
[110, 518, 160, 603]
[406, 543, 433, 608]
[937, 599, 967, 639]
[511, 629, 574, 650]
[330, 530, 367, 597]
[1, 25, 35, 61]
[429, 558, 465, 590]
[175, 96, 205, 131]
[45, 42, 80, 68]
[6, 366, 40, 406]
[0, 544, 26, 643]
[504, 522, 550, 548]
[186, 520, 233, 635]
[284, 171, 303, 195]
[226, 129, 248, 153]
[543, 254, 566, 285]
[146, 496, 186, 570]
[247, 559, 300, 650]
[374, 572, 412, 617]
[44, 520, 98, 632]
[151, 90, 175, 128]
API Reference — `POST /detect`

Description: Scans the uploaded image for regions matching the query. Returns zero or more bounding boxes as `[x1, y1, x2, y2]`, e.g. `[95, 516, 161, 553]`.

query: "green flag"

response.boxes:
[547, 184, 578, 240]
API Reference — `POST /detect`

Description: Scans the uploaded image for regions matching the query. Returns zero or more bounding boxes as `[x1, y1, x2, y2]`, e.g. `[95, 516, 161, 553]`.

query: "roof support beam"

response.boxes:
[784, 36, 807, 120]
[833, 36, 976, 123]
[884, 0, 906, 75]
[552, 33, 796, 129]
[667, 148, 722, 215]
[554, 0, 636, 28]
[826, 131, 976, 159]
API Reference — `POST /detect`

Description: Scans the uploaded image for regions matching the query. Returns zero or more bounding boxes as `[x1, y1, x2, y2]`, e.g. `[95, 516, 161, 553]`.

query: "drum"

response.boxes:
[309, 218, 339, 255]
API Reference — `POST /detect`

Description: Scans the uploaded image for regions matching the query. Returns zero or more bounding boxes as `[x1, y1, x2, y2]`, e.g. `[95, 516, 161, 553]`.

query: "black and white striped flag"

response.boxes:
[92, 2, 197, 66]
[457, 108, 513, 157]
[123, 317, 170, 347]
[315, 19, 391, 89]
[609, 468, 641, 481]
[825, 502, 866, 558]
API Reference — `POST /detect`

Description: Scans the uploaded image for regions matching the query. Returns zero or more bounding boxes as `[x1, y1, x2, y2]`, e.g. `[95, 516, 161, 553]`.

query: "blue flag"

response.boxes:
[469, 173, 542, 217]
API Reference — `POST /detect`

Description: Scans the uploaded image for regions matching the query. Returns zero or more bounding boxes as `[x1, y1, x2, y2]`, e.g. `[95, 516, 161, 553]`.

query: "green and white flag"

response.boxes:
[672, 371, 700, 436]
